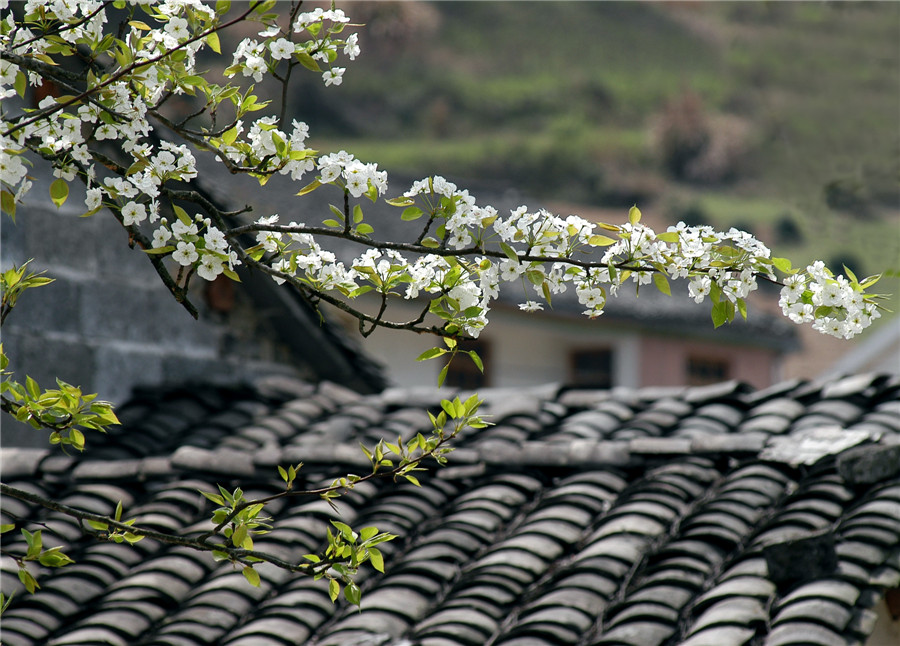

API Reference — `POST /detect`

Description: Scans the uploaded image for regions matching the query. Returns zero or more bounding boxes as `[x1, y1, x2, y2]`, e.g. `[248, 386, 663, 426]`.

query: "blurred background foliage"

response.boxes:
[211, 1, 899, 305]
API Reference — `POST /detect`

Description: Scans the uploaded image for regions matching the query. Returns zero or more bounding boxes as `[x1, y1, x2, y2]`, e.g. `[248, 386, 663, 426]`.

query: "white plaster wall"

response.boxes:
[331, 298, 641, 389]
[866, 598, 900, 646]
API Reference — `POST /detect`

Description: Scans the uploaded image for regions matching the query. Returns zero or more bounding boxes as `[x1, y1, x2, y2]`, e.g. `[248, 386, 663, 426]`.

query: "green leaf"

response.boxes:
[541, 280, 552, 306]
[328, 204, 344, 221]
[222, 267, 241, 282]
[231, 525, 247, 547]
[143, 245, 175, 255]
[356, 223, 374, 235]
[352, 204, 364, 224]
[421, 237, 439, 249]
[468, 351, 484, 373]
[859, 273, 882, 289]
[656, 231, 680, 243]
[296, 51, 322, 72]
[385, 196, 415, 207]
[498, 243, 519, 265]
[205, 31, 221, 54]
[328, 578, 340, 602]
[344, 582, 361, 606]
[18, 568, 38, 593]
[588, 234, 617, 247]
[49, 179, 68, 208]
[437, 364, 449, 388]
[416, 347, 446, 361]
[368, 547, 384, 572]
[653, 273, 671, 296]
[295, 179, 321, 196]
[14, 70, 26, 98]
[38, 547, 74, 567]
[173, 205, 192, 225]
[737, 297, 748, 320]
[25, 375, 39, 400]
[711, 300, 729, 328]
[0, 524, 15, 534]
[771, 257, 793, 274]
[222, 126, 238, 146]
[199, 490, 225, 505]
[1, 190, 16, 220]
[242, 566, 260, 587]
[401, 206, 424, 221]
[628, 205, 641, 225]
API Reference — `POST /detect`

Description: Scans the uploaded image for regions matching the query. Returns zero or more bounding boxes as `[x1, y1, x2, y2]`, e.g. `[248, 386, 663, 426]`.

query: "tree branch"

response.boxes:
[0, 482, 324, 575]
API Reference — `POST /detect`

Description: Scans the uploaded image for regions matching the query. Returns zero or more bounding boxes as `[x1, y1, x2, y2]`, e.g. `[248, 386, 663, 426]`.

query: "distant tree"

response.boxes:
[0, 0, 886, 609]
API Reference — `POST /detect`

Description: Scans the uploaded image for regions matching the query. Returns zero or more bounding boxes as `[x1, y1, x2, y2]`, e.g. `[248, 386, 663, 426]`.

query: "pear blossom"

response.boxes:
[344, 33, 360, 60]
[269, 38, 295, 60]
[171, 219, 198, 237]
[121, 201, 147, 226]
[323, 67, 345, 87]
[204, 227, 228, 253]
[84, 188, 103, 212]
[151, 227, 172, 248]
[197, 254, 224, 281]
[164, 16, 189, 41]
[172, 241, 198, 266]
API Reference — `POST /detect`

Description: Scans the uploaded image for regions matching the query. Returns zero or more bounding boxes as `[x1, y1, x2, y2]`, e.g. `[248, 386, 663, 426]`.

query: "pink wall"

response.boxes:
[639, 335, 777, 389]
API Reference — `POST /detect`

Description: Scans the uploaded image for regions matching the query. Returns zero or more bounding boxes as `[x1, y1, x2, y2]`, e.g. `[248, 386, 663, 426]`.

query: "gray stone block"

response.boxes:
[1, 217, 27, 267]
[763, 529, 838, 589]
[24, 207, 100, 275]
[92, 345, 164, 404]
[4, 275, 80, 334]
[79, 280, 217, 348]
[0, 417, 52, 448]
[837, 443, 900, 484]
[160, 355, 239, 390]
[5, 329, 96, 393]
[92, 213, 162, 285]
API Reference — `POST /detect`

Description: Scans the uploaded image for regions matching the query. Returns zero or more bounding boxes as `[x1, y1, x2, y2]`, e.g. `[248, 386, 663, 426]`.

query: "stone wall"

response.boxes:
[1, 165, 308, 447]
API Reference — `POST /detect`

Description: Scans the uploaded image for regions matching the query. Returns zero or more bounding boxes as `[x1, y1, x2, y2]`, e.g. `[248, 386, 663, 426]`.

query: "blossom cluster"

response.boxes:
[0, 1, 357, 288]
[0, 2, 883, 344]
[261, 173, 881, 340]
[216, 117, 315, 180]
[228, 5, 358, 88]
[779, 262, 880, 338]
[318, 151, 388, 199]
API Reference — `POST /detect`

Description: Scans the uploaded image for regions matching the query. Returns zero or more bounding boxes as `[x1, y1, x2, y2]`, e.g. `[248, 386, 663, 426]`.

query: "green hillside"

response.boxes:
[301, 1, 898, 293]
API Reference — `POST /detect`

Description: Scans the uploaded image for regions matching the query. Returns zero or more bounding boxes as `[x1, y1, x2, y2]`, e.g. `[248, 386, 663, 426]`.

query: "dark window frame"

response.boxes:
[686, 355, 730, 386]
[569, 347, 614, 388]
[444, 338, 491, 390]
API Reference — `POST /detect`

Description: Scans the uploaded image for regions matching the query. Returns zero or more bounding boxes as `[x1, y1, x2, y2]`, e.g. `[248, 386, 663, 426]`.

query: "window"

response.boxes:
[687, 356, 730, 386]
[444, 339, 490, 390]
[570, 349, 613, 388]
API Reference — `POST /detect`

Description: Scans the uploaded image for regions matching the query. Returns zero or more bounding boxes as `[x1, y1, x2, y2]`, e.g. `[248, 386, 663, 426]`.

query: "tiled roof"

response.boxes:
[2, 373, 899, 646]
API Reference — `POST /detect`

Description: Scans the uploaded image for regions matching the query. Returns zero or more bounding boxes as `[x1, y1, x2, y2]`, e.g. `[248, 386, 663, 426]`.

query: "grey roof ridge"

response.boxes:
[5, 429, 896, 484]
